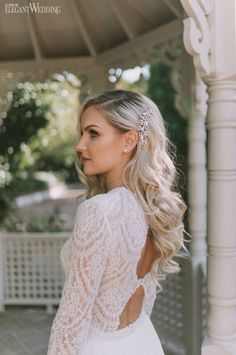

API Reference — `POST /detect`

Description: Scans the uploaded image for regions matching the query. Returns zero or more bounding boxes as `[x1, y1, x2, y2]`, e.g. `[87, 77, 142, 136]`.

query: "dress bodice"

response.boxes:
[48, 187, 158, 354]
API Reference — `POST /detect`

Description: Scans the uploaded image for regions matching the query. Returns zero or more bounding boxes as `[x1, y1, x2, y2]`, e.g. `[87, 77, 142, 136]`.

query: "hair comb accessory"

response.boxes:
[138, 107, 152, 148]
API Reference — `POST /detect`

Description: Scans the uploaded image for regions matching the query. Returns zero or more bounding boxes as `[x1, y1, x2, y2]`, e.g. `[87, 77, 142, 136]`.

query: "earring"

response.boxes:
[124, 148, 128, 152]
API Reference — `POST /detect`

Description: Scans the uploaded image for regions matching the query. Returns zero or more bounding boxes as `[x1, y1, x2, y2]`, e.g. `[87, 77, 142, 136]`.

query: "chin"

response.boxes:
[83, 167, 107, 177]
[83, 167, 98, 176]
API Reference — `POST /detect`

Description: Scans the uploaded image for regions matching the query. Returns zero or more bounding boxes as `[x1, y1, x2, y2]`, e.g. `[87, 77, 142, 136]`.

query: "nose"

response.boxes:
[75, 136, 87, 153]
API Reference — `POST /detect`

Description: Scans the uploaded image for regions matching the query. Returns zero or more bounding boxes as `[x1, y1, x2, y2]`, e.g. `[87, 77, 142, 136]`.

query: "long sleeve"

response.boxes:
[47, 199, 110, 355]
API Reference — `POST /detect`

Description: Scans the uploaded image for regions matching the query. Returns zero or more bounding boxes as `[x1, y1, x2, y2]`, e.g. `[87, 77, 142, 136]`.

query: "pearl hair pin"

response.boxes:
[138, 107, 152, 148]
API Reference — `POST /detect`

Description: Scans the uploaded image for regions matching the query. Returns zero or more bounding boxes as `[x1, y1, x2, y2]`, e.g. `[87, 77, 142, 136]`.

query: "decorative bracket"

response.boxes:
[180, 0, 211, 78]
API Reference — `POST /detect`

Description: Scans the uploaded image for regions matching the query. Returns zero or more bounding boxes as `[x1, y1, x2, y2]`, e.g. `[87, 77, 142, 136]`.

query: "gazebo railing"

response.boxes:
[152, 256, 208, 355]
[0, 233, 207, 355]
[0, 232, 68, 314]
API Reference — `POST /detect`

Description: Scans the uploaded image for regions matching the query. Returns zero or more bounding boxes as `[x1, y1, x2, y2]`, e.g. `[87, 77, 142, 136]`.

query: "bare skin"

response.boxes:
[76, 106, 138, 191]
[117, 229, 159, 329]
[76, 106, 158, 329]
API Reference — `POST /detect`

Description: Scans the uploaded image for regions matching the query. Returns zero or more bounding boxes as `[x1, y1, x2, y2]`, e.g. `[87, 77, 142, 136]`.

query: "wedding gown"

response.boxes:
[47, 187, 165, 354]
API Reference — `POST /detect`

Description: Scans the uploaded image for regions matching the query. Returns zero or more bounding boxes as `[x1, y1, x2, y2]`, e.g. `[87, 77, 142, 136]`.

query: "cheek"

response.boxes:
[91, 136, 122, 162]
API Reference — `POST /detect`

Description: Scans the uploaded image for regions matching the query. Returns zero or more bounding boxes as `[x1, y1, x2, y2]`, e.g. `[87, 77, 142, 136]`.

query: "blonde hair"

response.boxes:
[75, 90, 190, 294]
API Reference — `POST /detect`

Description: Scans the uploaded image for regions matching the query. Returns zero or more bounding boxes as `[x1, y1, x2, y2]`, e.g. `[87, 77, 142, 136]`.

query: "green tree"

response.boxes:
[0, 72, 80, 223]
[0, 82, 52, 222]
[118, 62, 188, 201]
[147, 61, 188, 198]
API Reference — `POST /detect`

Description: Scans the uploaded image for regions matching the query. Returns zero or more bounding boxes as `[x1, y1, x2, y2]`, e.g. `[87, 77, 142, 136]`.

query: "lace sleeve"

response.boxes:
[47, 199, 110, 355]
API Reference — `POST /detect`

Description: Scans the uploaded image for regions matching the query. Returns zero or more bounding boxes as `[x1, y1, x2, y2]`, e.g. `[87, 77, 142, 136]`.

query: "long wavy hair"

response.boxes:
[75, 90, 189, 293]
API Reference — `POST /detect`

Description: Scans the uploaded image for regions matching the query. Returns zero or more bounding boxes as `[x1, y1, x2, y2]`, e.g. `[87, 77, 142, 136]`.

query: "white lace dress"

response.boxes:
[47, 187, 165, 355]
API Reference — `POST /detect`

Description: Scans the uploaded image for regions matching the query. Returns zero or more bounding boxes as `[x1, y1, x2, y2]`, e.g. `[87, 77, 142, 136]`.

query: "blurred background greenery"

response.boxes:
[0, 62, 187, 230]
[0, 72, 80, 223]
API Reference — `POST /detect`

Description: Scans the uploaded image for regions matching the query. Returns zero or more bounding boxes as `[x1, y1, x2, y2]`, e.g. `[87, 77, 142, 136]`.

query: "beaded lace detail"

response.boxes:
[47, 187, 157, 354]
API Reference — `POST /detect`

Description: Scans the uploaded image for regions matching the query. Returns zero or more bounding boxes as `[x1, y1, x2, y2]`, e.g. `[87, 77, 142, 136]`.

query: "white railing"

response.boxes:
[0, 233, 207, 355]
[0, 232, 69, 314]
[151, 257, 208, 355]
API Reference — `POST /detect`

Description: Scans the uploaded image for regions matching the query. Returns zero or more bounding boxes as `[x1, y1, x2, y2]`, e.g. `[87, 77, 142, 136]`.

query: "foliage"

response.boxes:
[28, 73, 79, 183]
[0, 82, 53, 222]
[117, 62, 188, 199]
[0, 72, 80, 223]
[3, 206, 66, 233]
[116, 73, 148, 95]
[7, 175, 48, 197]
[147, 61, 188, 198]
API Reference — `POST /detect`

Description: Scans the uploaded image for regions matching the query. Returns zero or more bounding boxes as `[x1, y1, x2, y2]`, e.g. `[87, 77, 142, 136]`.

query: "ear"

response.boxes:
[122, 130, 138, 153]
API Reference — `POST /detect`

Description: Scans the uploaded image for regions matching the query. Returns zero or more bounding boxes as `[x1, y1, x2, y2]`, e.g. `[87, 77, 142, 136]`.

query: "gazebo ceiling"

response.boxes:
[0, 0, 183, 72]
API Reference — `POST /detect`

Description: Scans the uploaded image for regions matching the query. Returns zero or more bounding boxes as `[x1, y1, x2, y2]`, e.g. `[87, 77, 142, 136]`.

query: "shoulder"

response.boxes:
[76, 196, 109, 227]
[87, 187, 146, 223]
[83, 187, 138, 211]
[77, 187, 146, 223]
[73, 196, 112, 249]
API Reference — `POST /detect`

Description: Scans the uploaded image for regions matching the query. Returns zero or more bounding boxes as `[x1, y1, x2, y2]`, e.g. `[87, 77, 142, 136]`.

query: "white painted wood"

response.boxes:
[180, 0, 236, 81]
[0, 56, 94, 73]
[162, 50, 208, 354]
[163, 0, 183, 18]
[187, 67, 208, 355]
[0, 232, 197, 353]
[68, 0, 97, 56]
[207, 1, 236, 80]
[24, 0, 42, 60]
[110, 0, 135, 39]
[180, 0, 211, 77]
[96, 19, 183, 67]
[201, 81, 236, 355]
[0, 235, 5, 313]
[0, 233, 68, 312]
[187, 70, 208, 264]
[180, 1, 236, 352]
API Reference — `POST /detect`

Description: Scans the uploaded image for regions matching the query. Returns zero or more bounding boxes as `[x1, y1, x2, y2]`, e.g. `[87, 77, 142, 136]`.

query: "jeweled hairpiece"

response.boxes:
[138, 107, 152, 148]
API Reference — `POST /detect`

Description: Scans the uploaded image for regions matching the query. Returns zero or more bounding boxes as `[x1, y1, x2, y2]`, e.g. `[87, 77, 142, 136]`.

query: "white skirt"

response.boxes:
[80, 312, 165, 355]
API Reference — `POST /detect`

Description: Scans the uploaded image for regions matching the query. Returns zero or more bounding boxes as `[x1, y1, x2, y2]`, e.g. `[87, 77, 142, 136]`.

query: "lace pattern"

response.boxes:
[47, 187, 157, 354]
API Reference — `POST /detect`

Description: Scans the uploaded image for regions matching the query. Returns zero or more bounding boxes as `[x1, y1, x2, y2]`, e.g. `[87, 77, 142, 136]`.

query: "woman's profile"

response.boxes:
[47, 89, 188, 354]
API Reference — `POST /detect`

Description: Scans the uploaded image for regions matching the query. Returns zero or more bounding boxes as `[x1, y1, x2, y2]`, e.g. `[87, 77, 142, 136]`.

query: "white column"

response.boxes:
[180, 0, 236, 353]
[202, 81, 236, 354]
[188, 72, 208, 264]
[162, 46, 208, 353]
[169, 50, 208, 262]
[187, 72, 208, 355]
[0, 235, 5, 313]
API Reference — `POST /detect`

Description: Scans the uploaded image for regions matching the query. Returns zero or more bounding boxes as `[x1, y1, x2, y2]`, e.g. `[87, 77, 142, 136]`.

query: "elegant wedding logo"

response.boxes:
[5, 2, 61, 15]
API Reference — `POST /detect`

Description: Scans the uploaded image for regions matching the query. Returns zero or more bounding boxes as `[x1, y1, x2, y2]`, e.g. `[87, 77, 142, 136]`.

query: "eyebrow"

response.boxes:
[80, 124, 101, 132]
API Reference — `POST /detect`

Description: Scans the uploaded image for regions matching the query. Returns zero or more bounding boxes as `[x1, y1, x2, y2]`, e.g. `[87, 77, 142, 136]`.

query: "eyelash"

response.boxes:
[80, 129, 98, 137]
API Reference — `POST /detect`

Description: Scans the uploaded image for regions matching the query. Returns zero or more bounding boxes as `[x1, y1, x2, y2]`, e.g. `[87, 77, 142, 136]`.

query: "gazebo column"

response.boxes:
[187, 70, 208, 354]
[188, 75, 208, 261]
[171, 51, 208, 267]
[171, 51, 208, 354]
[180, 0, 236, 353]
[203, 81, 236, 354]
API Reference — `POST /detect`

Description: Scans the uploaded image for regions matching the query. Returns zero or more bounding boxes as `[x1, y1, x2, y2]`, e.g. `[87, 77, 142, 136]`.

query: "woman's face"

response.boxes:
[76, 106, 127, 179]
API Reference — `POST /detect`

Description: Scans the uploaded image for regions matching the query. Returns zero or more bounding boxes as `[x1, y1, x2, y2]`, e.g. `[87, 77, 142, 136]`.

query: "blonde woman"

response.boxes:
[47, 90, 188, 354]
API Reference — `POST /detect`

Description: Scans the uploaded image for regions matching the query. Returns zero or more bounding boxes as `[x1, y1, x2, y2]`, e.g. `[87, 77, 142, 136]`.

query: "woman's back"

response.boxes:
[48, 187, 158, 353]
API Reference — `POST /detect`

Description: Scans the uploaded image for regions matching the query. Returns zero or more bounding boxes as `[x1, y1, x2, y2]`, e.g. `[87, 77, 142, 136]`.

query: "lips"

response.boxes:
[82, 157, 91, 163]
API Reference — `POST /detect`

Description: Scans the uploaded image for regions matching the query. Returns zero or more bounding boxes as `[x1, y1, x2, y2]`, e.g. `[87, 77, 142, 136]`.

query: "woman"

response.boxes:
[47, 90, 188, 354]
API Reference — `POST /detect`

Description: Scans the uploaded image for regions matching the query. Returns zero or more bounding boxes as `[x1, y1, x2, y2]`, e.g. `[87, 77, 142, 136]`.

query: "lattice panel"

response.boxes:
[201, 267, 208, 342]
[151, 256, 190, 350]
[3, 234, 68, 303]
